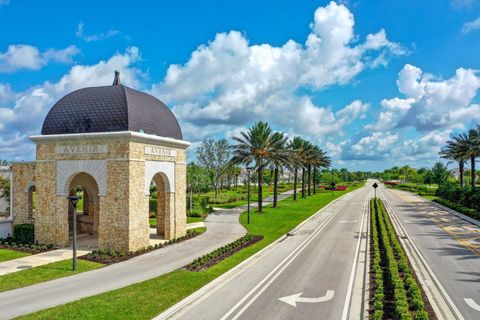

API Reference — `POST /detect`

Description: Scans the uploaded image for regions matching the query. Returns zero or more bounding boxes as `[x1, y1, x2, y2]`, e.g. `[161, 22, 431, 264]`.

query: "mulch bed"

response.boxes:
[79, 230, 203, 265]
[0, 244, 55, 255]
[185, 235, 264, 272]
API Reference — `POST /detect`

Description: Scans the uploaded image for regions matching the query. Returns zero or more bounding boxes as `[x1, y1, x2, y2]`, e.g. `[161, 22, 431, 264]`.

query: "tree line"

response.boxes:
[440, 125, 480, 188]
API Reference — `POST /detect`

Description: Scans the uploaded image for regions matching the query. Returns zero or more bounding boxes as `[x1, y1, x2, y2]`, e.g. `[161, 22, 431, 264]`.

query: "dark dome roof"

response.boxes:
[41, 75, 182, 140]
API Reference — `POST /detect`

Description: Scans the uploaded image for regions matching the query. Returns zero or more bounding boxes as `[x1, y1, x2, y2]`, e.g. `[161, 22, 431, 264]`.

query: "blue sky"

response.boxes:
[0, 0, 479, 171]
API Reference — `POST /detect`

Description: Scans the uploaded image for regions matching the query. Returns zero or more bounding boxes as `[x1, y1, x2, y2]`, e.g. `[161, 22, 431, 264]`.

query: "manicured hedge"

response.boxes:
[13, 223, 34, 244]
[370, 199, 429, 320]
[433, 198, 480, 220]
[186, 234, 262, 271]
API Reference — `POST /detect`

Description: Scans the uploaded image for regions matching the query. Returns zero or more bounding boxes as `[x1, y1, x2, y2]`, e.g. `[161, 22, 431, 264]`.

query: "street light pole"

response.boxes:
[66, 195, 81, 271]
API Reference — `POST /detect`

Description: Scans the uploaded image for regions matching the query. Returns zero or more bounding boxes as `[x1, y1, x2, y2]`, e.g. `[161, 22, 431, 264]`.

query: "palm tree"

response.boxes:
[297, 139, 313, 198]
[230, 122, 288, 212]
[288, 137, 304, 201]
[269, 132, 289, 208]
[0, 160, 9, 167]
[456, 128, 480, 188]
[311, 146, 331, 194]
[440, 137, 468, 188]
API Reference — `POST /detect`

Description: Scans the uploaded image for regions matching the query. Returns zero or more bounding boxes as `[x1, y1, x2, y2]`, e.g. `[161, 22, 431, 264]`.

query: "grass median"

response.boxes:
[0, 259, 103, 293]
[0, 248, 30, 263]
[20, 185, 361, 320]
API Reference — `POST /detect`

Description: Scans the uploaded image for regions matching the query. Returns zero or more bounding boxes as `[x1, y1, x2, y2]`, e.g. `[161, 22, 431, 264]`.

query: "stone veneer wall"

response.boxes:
[22, 135, 188, 251]
[11, 162, 36, 225]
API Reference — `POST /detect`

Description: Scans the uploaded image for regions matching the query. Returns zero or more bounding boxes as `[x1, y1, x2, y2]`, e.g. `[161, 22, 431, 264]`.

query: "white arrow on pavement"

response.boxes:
[338, 220, 357, 223]
[279, 290, 335, 307]
[465, 298, 480, 312]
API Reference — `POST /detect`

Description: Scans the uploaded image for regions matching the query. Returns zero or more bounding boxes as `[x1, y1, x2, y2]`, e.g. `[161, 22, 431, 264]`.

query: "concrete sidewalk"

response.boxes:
[0, 189, 295, 320]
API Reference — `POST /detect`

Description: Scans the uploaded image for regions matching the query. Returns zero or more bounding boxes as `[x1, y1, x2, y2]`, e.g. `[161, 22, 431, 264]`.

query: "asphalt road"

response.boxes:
[379, 184, 480, 320]
[158, 183, 373, 320]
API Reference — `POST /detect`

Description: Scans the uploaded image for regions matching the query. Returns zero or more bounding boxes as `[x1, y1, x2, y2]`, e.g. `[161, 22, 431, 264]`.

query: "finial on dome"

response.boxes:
[113, 70, 121, 86]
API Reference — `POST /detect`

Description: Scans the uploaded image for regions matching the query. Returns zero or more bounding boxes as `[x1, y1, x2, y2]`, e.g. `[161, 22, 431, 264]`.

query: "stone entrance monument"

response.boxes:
[11, 72, 189, 251]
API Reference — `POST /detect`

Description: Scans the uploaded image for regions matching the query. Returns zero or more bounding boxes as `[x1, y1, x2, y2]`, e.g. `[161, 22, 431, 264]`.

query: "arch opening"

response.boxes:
[27, 185, 36, 219]
[68, 172, 100, 249]
[149, 172, 171, 241]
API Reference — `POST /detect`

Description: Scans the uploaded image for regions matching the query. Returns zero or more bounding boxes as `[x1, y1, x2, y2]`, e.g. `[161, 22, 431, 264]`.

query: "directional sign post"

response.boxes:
[372, 182, 378, 199]
[330, 182, 336, 197]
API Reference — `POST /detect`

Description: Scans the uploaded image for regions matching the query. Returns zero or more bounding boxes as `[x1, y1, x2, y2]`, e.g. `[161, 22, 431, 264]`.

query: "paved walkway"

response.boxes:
[0, 248, 89, 276]
[186, 222, 205, 229]
[0, 189, 295, 319]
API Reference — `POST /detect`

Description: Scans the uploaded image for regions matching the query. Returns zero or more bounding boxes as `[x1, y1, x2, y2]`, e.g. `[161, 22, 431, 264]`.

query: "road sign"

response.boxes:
[372, 183, 378, 189]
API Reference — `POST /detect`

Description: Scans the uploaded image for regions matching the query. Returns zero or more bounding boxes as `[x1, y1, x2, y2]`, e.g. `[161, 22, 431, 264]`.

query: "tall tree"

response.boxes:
[440, 136, 469, 188]
[230, 122, 288, 212]
[269, 132, 289, 208]
[456, 128, 480, 188]
[431, 162, 450, 185]
[288, 137, 304, 201]
[196, 139, 231, 197]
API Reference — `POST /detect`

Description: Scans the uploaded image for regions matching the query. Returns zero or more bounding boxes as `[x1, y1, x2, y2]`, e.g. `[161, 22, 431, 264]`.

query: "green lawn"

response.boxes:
[0, 259, 103, 293]
[20, 185, 360, 320]
[0, 249, 30, 263]
[186, 217, 204, 224]
[150, 216, 205, 228]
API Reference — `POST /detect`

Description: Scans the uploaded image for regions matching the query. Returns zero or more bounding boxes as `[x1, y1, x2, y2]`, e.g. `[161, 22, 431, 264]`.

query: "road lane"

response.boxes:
[379, 184, 480, 320]
[158, 183, 372, 320]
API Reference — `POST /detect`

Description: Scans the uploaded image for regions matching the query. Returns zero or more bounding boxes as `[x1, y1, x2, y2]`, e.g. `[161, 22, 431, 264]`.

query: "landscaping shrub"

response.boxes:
[186, 234, 263, 271]
[433, 198, 480, 220]
[436, 182, 480, 212]
[149, 199, 157, 215]
[370, 199, 430, 319]
[13, 223, 34, 244]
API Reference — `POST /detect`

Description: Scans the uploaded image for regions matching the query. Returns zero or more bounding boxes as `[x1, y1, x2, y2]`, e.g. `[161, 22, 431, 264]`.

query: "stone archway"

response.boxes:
[68, 172, 100, 238]
[150, 172, 173, 239]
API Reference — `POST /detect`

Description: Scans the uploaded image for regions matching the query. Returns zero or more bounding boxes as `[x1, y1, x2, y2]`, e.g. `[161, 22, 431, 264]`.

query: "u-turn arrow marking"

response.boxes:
[279, 290, 335, 307]
[465, 298, 480, 312]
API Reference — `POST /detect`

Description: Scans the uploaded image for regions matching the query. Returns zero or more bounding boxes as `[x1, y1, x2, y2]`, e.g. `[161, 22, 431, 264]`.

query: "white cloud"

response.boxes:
[398, 65, 480, 131]
[152, 1, 403, 143]
[76, 22, 121, 42]
[0, 47, 143, 160]
[353, 63, 480, 164]
[462, 17, 480, 34]
[0, 44, 79, 72]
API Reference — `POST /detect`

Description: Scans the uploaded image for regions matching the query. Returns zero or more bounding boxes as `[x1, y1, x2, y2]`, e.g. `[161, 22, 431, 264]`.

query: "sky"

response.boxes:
[0, 0, 479, 171]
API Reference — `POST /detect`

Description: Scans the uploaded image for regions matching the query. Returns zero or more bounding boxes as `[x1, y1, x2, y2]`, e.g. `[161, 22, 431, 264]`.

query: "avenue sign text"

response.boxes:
[55, 144, 108, 155]
[145, 146, 177, 157]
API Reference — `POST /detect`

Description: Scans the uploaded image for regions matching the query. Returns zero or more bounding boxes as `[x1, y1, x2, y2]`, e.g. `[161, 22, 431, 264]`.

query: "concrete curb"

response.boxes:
[154, 187, 364, 320]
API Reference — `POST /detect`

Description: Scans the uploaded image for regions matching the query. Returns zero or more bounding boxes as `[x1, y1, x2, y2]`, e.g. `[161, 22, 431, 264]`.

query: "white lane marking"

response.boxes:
[338, 220, 358, 223]
[404, 220, 415, 224]
[279, 290, 335, 307]
[220, 192, 357, 320]
[341, 196, 368, 320]
[465, 298, 480, 312]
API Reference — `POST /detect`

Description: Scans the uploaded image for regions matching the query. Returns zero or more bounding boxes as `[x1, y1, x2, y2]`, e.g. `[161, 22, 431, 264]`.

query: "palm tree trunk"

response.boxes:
[308, 165, 311, 196]
[459, 160, 465, 188]
[313, 167, 317, 195]
[273, 167, 279, 208]
[293, 168, 298, 201]
[471, 156, 476, 188]
[301, 168, 306, 198]
[257, 166, 264, 212]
